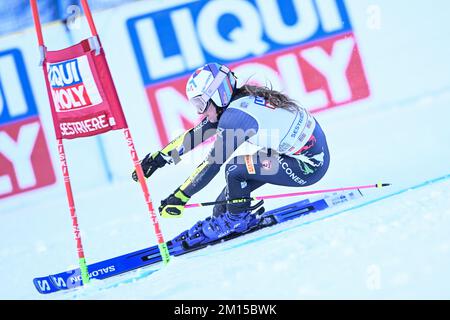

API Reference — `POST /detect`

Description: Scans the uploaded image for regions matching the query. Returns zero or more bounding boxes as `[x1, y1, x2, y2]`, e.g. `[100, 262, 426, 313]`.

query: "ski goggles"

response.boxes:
[189, 65, 231, 114]
[190, 95, 211, 114]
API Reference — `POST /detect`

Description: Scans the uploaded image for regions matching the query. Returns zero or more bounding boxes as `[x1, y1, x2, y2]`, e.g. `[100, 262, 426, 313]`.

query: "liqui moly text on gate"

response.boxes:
[47, 56, 102, 112]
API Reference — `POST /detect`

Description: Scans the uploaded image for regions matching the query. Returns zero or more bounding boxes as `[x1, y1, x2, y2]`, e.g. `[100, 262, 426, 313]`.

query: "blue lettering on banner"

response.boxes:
[0, 48, 56, 200]
[127, 0, 352, 86]
[48, 58, 82, 88]
[0, 49, 38, 125]
[47, 56, 96, 112]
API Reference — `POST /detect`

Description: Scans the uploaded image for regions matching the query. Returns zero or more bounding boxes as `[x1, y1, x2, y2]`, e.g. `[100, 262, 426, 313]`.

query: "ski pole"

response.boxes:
[184, 183, 391, 208]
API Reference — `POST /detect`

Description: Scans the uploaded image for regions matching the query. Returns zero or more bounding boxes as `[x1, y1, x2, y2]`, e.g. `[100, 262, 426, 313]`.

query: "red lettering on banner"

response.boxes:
[52, 83, 92, 112]
[145, 33, 370, 147]
[0, 118, 56, 200]
[146, 79, 201, 146]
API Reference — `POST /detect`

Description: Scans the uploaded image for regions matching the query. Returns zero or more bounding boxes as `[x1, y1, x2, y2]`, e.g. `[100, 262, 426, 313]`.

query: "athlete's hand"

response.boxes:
[159, 188, 191, 218]
[132, 151, 172, 181]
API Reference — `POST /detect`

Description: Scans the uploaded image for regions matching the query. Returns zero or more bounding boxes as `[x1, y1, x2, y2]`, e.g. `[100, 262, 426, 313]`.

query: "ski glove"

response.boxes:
[159, 188, 191, 218]
[132, 151, 172, 182]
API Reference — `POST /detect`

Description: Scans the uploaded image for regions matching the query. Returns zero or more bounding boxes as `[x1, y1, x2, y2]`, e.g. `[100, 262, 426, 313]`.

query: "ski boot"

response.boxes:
[183, 200, 265, 249]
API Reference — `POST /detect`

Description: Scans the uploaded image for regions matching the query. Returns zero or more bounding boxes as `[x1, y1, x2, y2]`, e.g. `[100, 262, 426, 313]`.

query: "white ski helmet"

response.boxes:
[186, 63, 237, 113]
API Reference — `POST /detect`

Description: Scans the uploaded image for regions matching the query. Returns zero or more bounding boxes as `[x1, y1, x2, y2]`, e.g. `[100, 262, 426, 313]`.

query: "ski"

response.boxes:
[33, 189, 362, 294]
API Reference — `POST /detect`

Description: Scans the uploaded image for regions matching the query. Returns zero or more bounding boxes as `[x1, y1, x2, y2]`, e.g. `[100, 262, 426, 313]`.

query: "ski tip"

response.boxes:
[377, 183, 391, 188]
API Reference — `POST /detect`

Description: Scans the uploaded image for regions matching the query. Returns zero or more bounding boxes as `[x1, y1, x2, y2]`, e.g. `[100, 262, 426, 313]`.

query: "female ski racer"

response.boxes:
[132, 63, 330, 246]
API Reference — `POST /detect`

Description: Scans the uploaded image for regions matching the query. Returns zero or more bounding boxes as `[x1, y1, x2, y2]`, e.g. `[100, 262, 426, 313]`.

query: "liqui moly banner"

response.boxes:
[127, 0, 371, 146]
[44, 38, 127, 139]
[0, 49, 56, 200]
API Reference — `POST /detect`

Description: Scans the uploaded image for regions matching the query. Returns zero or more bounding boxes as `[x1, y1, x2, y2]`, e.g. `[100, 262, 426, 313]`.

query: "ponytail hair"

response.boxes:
[232, 84, 300, 113]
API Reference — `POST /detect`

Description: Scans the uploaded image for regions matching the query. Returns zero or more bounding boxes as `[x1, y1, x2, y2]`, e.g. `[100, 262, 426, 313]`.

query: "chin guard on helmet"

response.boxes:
[186, 63, 236, 114]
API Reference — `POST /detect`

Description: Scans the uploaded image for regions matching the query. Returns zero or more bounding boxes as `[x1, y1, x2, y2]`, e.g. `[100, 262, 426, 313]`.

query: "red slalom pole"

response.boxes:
[79, 0, 170, 264]
[30, 0, 90, 285]
[30, 0, 44, 46]
[123, 129, 170, 264]
[80, 0, 98, 37]
[185, 183, 391, 208]
[57, 140, 90, 284]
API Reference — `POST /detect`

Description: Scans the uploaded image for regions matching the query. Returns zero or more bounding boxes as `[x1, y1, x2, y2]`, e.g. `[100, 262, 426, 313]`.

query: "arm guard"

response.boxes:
[161, 117, 218, 164]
